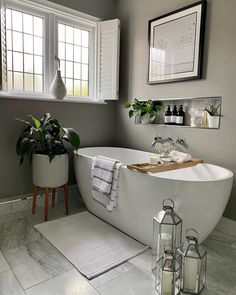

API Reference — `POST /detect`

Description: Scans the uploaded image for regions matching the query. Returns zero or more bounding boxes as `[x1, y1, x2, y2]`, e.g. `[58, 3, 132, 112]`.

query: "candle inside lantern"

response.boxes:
[158, 233, 172, 257]
[149, 154, 159, 165]
[162, 270, 173, 294]
[183, 251, 198, 291]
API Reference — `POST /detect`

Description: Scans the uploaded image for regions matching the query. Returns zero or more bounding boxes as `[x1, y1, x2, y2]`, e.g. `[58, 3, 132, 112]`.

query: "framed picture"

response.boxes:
[148, 0, 206, 84]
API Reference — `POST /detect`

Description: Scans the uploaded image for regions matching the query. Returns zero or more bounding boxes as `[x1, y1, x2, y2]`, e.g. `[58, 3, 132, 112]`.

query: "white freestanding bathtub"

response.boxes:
[74, 147, 233, 247]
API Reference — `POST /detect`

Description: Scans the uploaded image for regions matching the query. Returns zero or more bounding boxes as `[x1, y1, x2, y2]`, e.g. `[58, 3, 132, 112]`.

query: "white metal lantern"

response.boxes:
[155, 250, 181, 295]
[152, 198, 182, 273]
[176, 229, 207, 294]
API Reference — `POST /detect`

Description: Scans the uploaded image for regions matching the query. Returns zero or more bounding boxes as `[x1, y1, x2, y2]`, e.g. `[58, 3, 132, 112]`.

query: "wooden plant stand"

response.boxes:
[32, 183, 69, 221]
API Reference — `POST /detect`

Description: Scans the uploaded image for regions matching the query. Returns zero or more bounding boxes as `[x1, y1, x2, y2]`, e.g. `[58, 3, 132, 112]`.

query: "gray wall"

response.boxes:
[49, 0, 117, 19]
[116, 0, 236, 221]
[0, 0, 117, 199]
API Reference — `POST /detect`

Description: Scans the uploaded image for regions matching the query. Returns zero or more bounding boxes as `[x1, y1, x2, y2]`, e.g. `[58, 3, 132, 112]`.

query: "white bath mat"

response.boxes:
[35, 211, 148, 279]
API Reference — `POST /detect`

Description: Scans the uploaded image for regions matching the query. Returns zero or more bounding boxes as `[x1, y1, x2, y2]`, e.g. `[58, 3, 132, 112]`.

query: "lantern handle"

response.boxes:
[162, 198, 175, 209]
[186, 228, 199, 240]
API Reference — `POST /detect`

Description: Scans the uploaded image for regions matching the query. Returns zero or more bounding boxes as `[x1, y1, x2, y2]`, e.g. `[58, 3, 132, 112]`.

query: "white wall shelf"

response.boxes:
[134, 96, 222, 129]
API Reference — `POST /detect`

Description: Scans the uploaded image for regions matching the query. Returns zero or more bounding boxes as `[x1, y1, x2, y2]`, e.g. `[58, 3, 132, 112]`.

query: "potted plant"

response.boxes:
[124, 98, 143, 123]
[16, 113, 80, 188]
[205, 103, 221, 128]
[125, 99, 161, 124]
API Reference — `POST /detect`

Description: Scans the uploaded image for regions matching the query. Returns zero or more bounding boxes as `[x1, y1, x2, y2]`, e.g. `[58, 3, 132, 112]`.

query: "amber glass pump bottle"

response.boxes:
[176, 105, 185, 126]
[164, 105, 171, 125]
[170, 105, 177, 125]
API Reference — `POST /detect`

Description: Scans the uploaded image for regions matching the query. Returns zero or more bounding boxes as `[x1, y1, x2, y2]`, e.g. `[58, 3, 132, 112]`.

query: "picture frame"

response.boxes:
[147, 0, 207, 84]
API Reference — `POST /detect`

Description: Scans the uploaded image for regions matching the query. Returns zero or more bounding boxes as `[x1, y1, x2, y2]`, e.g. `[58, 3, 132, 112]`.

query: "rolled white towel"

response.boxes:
[170, 150, 191, 164]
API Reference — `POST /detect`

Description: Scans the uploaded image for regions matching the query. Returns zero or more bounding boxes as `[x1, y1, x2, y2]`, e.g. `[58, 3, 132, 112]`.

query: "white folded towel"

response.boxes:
[91, 156, 122, 212]
[170, 150, 192, 164]
[92, 156, 117, 194]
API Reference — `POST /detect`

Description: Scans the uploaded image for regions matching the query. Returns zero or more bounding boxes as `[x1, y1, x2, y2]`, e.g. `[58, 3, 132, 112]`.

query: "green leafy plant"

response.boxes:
[16, 113, 80, 165]
[124, 99, 161, 122]
[124, 98, 143, 118]
[205, 103, 221, 116]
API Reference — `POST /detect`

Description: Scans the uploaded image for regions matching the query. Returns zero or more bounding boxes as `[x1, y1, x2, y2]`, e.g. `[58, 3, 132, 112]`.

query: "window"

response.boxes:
[6, 8, 44, 92]
[0, 0, 120, 101]
[57, 22, 90, 97]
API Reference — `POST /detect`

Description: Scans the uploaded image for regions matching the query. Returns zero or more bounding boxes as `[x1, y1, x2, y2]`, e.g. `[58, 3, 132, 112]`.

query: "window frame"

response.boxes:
[4, 0, 97, 100]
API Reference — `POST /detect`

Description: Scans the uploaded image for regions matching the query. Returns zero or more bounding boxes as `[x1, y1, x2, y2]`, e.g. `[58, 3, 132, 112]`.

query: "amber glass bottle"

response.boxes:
[176, 105, 185, 126]
[164, 105, 171, 125]
[170, 105, 177, 125]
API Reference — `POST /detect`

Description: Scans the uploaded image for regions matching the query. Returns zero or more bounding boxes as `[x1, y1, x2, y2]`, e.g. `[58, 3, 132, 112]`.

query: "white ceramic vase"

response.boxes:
[141, 113, 151, 124]
[50, 69, 67, 99]
[32, 153, 69, 188]
[207, 114, 220, 129]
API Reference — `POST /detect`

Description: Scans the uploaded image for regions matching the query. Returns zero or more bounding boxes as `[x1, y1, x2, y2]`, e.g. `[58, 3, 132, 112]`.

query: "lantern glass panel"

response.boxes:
[175, 222, 182, 251]
[199, 253, 207, 292]
[159, 224, 174, 249]
[155, 262, 162, 291]
[183, 256, 200, 292]
[155, 253, 181, 295]
[152, 217, 160, 272]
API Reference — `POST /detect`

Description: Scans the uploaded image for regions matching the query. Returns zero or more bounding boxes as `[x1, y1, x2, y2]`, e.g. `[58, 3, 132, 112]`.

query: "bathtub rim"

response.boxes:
[74, 146, 233, 183]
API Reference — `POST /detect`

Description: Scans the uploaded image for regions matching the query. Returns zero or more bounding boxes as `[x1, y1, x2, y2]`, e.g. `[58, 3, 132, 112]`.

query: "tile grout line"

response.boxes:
[85, 275, 104, 295]
[24, 269, 74, 292]
[2, 236, 75, 291]
[91, 249, 154, 290]
[0, 217, 75, 292]
[0, 251, 27, 294]
[0, 197, 85, 294]
[214, 228, 236, 239]
[92, 263, 149, 291]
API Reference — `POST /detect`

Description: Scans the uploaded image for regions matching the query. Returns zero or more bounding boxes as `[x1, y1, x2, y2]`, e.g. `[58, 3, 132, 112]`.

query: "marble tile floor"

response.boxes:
[0, 197, 236, 294]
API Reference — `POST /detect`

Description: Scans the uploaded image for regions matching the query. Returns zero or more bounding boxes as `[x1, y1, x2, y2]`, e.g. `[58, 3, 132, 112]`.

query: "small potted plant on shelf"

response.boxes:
[205, 103, 221, 128]
[124, 99, 161, 124]
[16, 113, 80, 188]
[124, 98, 143, 123]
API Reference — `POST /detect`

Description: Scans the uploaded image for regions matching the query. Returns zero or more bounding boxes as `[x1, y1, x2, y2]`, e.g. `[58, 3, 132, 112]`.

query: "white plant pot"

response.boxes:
[141, 113, 151, 124]
[207, 114, 220, 129]
[32, 153, 69, 188]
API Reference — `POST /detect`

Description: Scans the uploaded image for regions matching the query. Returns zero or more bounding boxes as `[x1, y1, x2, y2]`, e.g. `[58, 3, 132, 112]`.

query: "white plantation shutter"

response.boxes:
[97, 19, 120, 101]
[0, 0, 7, 91]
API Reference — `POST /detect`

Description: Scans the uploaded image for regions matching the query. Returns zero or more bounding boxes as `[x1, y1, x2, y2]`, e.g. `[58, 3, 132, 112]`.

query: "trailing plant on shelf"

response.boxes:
[205, 103, 221, 116]
[16, 113, 80, 165]
[124, 99, 161, 123]
[124, 98, 143, 118]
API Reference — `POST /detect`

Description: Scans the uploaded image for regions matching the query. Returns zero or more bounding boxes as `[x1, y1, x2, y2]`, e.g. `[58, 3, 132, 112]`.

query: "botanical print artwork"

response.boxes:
[152, 12, 197, 76]
[148, 0, 206, 84]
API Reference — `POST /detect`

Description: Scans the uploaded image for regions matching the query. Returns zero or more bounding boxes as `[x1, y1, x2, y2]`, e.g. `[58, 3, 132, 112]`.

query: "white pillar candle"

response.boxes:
[158, 233, 172, 257]
[162, 270, 173, 294]
[183, 251, 198, 291]
[149, 154, 159, 165]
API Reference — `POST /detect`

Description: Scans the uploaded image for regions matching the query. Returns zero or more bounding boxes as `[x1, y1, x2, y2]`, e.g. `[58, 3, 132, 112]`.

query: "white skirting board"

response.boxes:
[0, 185, 81, 216]
[216, 217, 236, 237]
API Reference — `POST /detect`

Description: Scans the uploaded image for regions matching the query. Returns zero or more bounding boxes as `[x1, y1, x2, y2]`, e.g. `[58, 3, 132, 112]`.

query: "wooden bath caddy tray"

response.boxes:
[127, 158, 203, 173]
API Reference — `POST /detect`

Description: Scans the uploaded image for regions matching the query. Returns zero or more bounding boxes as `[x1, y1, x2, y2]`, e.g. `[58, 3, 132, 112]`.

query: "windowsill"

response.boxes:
[0, 92, 107, 104]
